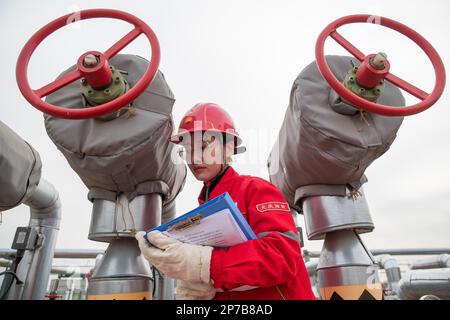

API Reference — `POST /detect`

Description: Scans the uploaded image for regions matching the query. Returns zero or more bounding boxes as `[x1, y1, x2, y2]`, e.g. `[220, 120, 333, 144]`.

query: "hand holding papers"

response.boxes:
[146, 192, 256, 247]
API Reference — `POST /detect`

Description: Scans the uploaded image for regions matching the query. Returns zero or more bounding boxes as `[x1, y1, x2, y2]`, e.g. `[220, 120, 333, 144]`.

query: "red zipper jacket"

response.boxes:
[198, 166, 315, 300]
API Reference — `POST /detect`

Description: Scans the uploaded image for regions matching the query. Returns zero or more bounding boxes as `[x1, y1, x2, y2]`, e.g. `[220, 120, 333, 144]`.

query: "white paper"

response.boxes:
[160, 208, 249, 247]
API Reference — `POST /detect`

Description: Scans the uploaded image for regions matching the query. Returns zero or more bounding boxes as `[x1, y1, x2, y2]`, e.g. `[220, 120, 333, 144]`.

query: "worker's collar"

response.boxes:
[204, 165, 229, 188]
[198, 166, 238, 204]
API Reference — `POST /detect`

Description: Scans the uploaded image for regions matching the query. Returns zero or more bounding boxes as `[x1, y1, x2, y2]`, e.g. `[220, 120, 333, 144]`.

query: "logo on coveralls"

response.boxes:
[256, 202, 290, 213]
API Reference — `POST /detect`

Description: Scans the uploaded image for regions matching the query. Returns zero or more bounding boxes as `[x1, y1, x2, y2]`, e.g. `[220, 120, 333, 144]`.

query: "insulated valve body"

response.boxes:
[43, 53, 186, 300]
[293, 15, 445, 300]
[14, 9, 187, 300]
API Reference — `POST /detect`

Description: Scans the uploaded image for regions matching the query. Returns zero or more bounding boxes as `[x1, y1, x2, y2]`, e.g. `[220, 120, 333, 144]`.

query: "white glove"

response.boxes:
[176, 280, 216, 300]
[135, 231, 213, 283]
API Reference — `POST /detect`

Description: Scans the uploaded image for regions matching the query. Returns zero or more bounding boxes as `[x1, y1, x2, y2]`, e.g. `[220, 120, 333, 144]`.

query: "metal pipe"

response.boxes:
[305, 260, 319, 278]
[397, 269, 450, 300]
[0, 250, 16, 260]
[303, 248, 450, 258]
[52, 249, 105, 259]
[3, 247, 449, 261]
[7, 179, 61, 300]
[375, 254, 402, 293]
[1, 259, 84, 277]
[0, 248, 105, 260]
[410, 254, 450, 270]
[154, 273, 175, 300]
[154, 200, 177, 300]
[0, 259, 12, 270]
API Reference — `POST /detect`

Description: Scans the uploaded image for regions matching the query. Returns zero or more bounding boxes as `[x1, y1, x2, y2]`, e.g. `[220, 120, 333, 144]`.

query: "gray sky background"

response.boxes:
[1, 0, 449, 253]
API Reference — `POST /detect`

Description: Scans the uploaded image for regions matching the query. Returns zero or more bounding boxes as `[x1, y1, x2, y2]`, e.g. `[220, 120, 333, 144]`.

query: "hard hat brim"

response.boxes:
[169, 129, 242, 146]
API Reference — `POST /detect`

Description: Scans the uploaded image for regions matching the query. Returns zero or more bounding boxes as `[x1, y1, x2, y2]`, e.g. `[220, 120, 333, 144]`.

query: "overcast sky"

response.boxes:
[1, 0, 449, 254]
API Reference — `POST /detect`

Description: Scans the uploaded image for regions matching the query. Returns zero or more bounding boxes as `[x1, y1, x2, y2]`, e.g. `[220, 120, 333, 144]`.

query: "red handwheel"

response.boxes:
[16, 9, 161, 119]
[315, 14, 446, 116]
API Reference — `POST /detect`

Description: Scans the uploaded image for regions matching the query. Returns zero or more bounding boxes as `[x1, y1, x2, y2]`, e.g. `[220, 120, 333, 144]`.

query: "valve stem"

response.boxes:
[371, 52, 388, 70]
[83, 54, 99, 67]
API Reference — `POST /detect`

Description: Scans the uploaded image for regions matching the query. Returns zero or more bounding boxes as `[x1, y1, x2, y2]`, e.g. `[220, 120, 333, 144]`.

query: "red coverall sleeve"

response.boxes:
[210, 179, 302, 290]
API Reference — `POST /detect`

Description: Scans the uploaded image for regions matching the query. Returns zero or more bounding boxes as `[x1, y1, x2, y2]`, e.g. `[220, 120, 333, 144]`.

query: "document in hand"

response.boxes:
[145, 192, 257, 247]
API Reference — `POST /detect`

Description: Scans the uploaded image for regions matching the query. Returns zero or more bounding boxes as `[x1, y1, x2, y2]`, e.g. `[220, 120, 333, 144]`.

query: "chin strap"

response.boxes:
[204, 147, 230, 201]
[205, 165, 229, 201]
[218, 142, 232, 178]
[204, 140, 245, 201]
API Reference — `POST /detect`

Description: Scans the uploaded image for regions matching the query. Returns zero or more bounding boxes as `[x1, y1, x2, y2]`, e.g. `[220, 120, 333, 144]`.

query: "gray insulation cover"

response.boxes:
[44, 54, 186, 207]
[0, 121, 42, 211]
[268, 56, 405, 211]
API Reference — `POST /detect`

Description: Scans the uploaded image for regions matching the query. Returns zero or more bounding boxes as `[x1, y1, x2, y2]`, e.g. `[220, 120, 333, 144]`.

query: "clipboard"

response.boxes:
[145, 192, 257, 247]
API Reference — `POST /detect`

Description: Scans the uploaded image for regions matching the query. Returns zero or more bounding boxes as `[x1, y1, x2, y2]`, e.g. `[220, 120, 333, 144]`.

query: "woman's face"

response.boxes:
[181, 132, 233, 182]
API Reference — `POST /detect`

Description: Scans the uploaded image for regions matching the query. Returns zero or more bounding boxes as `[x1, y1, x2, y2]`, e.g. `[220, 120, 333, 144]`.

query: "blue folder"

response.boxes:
[145, 192, 257, 241]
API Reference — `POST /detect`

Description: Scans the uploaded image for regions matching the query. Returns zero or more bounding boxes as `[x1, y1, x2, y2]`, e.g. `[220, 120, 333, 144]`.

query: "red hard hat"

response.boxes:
[170, 103, 242, 145]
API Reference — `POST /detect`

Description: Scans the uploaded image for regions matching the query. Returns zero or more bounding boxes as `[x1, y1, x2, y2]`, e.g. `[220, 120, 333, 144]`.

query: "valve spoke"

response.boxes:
[103, 27, 142, 59]
[330, 31, 365, 61]
[385, 73, 428, 100]
[35, 69, 82, 98]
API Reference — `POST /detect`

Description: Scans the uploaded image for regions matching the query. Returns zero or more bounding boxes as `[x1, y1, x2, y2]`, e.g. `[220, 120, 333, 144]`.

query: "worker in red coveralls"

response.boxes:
[135, 103, 315, 300]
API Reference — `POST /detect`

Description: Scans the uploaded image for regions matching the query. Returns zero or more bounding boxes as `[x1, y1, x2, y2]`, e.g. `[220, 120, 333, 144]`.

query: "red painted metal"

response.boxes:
[356, 54, 390, 88]
[77, 51, 112, 89]
[315, 14, 446, 116]
[16, 9, 161, 119]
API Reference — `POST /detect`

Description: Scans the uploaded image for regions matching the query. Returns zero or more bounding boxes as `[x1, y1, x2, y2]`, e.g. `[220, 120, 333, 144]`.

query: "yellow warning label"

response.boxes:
[88, 291, 152, 300]
[320, 283, 382, 300]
